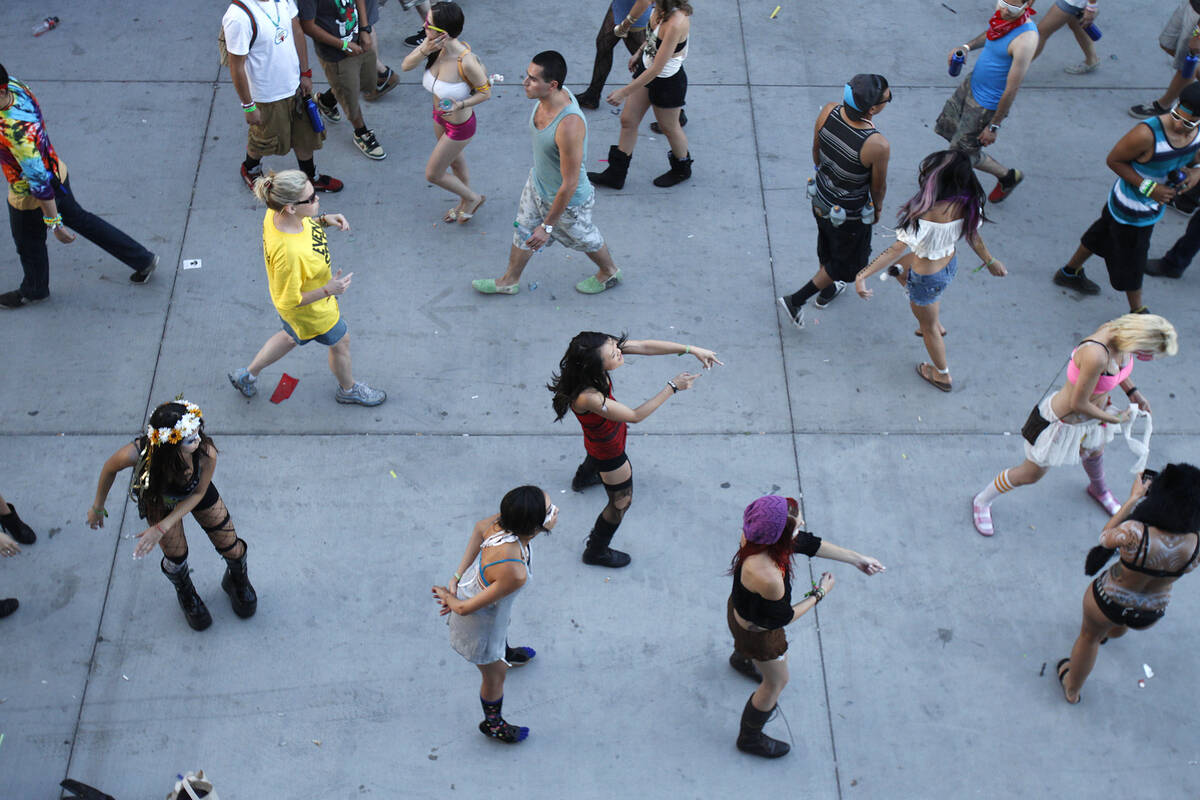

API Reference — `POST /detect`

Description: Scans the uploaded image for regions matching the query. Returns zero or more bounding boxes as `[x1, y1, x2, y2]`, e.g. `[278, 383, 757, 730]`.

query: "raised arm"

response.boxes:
[815, 540, 886, 575]
[620, 339, 722, 367]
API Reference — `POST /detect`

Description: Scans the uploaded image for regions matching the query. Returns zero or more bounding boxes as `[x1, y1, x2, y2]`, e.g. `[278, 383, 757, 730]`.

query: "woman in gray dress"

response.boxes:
[432, 485, 558, 743]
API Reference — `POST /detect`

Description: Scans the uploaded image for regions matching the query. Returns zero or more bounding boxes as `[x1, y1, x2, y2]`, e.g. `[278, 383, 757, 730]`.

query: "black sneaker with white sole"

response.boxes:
[404, 29, 426, 47]
[1052, 266, 1101, 295]
[777, 295, 804, 329]
[0, 290, 47, 309]
[130, 254, 158, 284]
[813, 281, 846, 309]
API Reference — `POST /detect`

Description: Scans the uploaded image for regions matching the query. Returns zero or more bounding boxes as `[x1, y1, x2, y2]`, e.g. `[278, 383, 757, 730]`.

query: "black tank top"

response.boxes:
[814, 105, 876, 214]
[731, 563, 793, 630]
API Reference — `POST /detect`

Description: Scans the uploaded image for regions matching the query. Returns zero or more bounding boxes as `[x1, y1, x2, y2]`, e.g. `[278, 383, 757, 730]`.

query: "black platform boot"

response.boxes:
[0, 503, 36, 544]
[221, 539, 257, 619]
[736, 697, 790, 758]
[162, 559, 212, 631]
[581, 519, 631, 568]
[588, 145, 632, 189]
[653, 151, 693, 187]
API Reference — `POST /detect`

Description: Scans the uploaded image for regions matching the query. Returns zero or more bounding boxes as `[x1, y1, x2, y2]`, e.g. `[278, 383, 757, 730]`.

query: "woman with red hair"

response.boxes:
[727, 495, 885, 758]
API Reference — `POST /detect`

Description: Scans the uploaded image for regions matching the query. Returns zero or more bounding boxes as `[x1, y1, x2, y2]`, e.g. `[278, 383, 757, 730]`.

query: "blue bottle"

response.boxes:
[949, 50, 965, 77]
[1168, 169, 1188, 187]
[1083, 23, 1101, 42]
[304, 97, 325, 133]
[1184, 53, 1198, 80]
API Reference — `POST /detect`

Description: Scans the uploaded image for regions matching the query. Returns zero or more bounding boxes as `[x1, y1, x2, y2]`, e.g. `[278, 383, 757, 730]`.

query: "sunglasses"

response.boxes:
[543, 504, 558, 527]
[1170, 108, 1199, 129]
[424, 18, 447, 34]
[296, 191, 318, 205]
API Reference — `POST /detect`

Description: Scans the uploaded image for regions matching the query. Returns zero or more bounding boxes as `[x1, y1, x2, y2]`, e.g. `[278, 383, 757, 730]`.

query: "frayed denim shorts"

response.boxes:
[906, 255, 957, 306]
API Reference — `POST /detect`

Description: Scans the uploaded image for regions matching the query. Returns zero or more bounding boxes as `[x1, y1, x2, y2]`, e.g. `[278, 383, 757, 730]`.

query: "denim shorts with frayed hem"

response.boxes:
[906, 255, 958, 306]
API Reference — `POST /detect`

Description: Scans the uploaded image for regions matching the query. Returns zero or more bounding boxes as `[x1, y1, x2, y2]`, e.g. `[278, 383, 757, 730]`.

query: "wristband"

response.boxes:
[453, 571, 462, 581]
[92, 507, 108, 517]
[341, 39, 351, 52]
[155, 523, 166, 535]
[624, 14, 637, 24]
[240, 100, 256, 109]
[300, 69, 313, 78]
[242, 104, 257, 114]
[961, 43, 970, 53]
[42, 214, 63, 228]
[678, 345, 690, 356]
[667, 380, 679, 393]
[1124, 385, 1138, 397]
[1138, 178, 1157, 197]
[322, 287, 331, 297]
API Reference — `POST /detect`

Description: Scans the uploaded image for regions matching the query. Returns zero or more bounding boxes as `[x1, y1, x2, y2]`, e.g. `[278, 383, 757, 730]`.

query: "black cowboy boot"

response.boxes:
[0, 502, 36, 544]
[588, 145, 632, 189]
[652, 151, 693, 187]
[736, 697, 790, 758]
[221, 539, 257, 619]
[162, 559, 212, 631]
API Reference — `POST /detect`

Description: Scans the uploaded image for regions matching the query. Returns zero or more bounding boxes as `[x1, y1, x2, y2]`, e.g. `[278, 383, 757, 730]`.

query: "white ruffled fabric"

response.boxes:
[896, 218, 963, 260]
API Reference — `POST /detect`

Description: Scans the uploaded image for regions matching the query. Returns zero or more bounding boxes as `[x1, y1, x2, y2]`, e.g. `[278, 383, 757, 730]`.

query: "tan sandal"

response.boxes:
[443, 207, 461, 223]
[916, 362, 952, 392]
[457, 194, 486, 224]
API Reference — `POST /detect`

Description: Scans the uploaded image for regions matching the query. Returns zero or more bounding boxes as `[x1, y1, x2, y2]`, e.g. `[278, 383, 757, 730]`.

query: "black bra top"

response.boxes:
[731, 563, 792, 630]
[1120, 522, 1200, 578]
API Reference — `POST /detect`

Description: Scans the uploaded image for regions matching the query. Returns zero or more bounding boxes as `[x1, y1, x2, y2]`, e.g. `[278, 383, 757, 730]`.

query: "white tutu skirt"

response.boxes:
[1023, 395, 1116, 467]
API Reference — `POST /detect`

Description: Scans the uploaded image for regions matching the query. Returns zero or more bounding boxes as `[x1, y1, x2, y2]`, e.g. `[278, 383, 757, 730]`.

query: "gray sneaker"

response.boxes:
[336, 380, 387, 406]
[228, 367, 258, 398]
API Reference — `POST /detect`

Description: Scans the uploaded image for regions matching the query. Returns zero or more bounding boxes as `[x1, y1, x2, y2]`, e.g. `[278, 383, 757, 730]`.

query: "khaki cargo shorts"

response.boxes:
[247, 90, 325, 157]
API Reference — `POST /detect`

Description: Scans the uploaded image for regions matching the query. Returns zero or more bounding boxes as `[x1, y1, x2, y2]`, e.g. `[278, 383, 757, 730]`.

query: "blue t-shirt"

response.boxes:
[970, 21, 1036, 110]
[611, 0, 652, 29]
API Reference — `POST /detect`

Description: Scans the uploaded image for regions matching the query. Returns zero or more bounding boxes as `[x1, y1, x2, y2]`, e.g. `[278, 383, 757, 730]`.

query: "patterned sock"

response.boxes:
[974, 469, 1014, 506]
[479, 696, 529, 743]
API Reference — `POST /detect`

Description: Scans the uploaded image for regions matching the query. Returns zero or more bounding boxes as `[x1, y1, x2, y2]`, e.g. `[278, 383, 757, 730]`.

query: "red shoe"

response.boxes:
[988, 169, 1023, 203]
[312, 174, 344, 193]
[240, 163, 262, 191]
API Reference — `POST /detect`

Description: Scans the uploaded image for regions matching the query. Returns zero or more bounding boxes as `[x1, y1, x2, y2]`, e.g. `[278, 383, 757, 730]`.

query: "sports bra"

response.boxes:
[1066, 339, 1133, 395]
[1120, 522, 1200, 578]
[896, 218, 963, 260]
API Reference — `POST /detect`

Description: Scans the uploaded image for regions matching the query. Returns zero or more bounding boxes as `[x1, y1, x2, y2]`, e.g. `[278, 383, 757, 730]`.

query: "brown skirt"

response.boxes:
[727, 597, 788, 661]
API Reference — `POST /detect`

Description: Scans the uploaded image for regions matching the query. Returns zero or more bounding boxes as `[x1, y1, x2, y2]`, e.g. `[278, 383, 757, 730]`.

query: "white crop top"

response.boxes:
[896, 218, 963, 260]
[423, 69, 472, 102]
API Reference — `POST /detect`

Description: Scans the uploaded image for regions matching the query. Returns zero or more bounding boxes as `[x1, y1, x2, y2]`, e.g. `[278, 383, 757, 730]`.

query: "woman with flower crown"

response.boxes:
[87, 400, 255, 631]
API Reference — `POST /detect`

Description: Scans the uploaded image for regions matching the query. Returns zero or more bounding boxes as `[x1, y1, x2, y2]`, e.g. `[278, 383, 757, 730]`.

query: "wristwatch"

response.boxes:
[988, 123, 1001, 132]
[361, 25, 372, 34]
[541, 223, 554, 235]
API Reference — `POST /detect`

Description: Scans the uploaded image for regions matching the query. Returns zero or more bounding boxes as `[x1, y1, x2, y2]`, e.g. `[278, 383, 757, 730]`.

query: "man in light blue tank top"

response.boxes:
[1054, 83, 1200, 313]
[936, 0, 1038, 203]
[473, 51, 622, 296]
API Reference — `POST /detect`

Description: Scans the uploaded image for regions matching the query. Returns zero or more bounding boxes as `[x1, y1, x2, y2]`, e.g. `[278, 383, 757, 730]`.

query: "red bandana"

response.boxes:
[986, 5, 1037, 40]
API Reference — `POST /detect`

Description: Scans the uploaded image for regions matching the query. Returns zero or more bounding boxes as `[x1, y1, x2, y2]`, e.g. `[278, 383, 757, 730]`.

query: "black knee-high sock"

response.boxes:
[788, 281, 820, 307]
[816, 282, 839, 300]
[243, 155, 262, 173]
[297, 157, 317, 180]
[588, 514, 620, 551]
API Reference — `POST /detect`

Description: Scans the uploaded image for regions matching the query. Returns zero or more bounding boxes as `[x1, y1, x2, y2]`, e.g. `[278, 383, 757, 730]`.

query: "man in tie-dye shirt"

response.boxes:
[0, 63, 157, 308]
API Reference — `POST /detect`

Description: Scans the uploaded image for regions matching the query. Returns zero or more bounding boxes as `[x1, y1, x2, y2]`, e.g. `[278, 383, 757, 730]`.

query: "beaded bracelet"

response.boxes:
[42, 214, 62, 228]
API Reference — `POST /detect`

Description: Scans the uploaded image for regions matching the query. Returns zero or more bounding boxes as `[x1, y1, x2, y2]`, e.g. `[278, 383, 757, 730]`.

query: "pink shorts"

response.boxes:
[433, 108, 477, 141]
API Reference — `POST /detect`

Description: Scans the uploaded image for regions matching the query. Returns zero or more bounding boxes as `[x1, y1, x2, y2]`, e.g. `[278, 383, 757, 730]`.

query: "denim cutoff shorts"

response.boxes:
[906, 255, 958, 306]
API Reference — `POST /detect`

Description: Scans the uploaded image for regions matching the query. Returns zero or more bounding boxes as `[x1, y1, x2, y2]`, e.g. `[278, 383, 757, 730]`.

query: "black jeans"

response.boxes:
[1161, 208, 1200, 274]
[8, 175, 154, 299]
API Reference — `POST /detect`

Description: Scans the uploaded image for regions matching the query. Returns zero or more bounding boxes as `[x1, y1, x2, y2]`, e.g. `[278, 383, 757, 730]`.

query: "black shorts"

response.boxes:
[633, 61, 687, 109]
[593, 452, 629, 473]
[1079, 204, 1152, 292]
[1091, 575, 1164, 630]
[812, 209, 873, 282]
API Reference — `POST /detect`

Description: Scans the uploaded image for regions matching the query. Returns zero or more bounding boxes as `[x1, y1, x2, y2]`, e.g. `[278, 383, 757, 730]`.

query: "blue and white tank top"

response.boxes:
[1108, 116, 1200, 227]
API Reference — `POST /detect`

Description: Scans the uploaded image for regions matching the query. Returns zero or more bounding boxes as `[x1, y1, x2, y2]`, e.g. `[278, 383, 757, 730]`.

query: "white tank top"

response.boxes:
[423, 69, 472, 102]
[896, 218, 963, 260]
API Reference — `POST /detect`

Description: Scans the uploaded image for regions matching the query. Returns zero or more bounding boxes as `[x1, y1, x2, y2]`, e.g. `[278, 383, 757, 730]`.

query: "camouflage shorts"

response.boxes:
[512, 173, 605, 253]
[935, 76, 995, 166]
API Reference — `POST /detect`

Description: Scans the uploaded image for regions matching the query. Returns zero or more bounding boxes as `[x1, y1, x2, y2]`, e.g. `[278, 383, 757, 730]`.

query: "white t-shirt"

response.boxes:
[223, 0, 301, 104]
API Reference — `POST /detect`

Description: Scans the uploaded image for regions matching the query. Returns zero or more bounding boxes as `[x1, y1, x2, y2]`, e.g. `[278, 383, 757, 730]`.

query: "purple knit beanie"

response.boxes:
[743, 495, 789, 544]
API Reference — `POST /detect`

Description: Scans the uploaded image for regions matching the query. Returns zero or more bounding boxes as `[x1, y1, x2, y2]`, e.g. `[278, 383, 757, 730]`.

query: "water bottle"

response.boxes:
[948, 50, 965, 77]
[806, 177, 817, 199]
[438, 98, 454, 111]
[863, 201, 876, 225]
[830, 205, 846, 227]
[304, 97, 325, 133]
[488, 74, 504, 85]
[1083, 23, 1101, 41]
[32, 16, 59, 36]
[1184, 53, 1198, 80]
[1168, 168, 1188, 188]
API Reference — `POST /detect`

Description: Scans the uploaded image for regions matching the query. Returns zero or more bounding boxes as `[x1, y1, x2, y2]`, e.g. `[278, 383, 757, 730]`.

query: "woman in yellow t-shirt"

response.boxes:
[227, 170, 386, 406]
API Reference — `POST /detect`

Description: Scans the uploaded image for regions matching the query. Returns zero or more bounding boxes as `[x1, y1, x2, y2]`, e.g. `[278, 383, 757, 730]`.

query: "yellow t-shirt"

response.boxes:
[262, 212, 339, 340]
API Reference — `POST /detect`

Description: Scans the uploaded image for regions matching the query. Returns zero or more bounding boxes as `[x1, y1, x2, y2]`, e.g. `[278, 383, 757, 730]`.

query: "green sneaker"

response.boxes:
[575, 269, 622, 294]
[472, 278, 519, 295]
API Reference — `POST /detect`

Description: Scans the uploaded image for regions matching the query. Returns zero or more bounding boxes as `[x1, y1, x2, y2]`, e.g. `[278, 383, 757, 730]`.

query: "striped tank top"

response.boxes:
[1108, 116, 1200, 227]
[813, 105, 876, 216]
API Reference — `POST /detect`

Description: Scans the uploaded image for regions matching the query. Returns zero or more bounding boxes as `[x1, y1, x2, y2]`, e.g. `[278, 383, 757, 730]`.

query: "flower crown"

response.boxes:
[146, 400, 203, 447]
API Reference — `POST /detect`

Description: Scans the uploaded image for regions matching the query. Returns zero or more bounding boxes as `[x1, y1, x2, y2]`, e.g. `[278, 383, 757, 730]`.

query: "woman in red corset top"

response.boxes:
[548, 331, 721, 567]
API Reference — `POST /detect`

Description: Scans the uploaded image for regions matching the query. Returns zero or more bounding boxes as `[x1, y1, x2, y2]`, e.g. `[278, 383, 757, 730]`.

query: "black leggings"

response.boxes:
[581, 6, 647, 101]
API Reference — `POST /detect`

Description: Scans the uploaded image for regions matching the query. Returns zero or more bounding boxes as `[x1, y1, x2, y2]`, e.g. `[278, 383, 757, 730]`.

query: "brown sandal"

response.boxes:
[443, 207, 461, 223]
[916, 362, 952, 392]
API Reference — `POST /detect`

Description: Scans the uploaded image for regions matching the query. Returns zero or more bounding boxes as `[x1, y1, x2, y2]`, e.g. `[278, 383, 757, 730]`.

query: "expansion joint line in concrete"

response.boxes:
[58, 72, 223, 788]
[733, 1, 842, 796]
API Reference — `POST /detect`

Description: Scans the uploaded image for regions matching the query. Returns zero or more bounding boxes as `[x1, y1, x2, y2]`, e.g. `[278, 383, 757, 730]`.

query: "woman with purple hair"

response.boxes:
[854, 150, 1006, 392]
